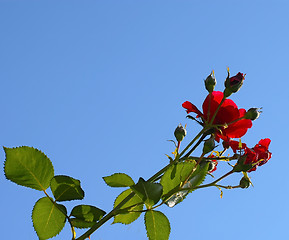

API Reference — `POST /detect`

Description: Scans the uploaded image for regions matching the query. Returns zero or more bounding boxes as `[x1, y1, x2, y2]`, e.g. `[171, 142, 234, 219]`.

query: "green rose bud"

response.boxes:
[244, 108, 262, 121]
[204, 71, 216, 93]
[174, 124, 187, 142]
[240, 176, 250, 189]
[202, 136, 215, 155]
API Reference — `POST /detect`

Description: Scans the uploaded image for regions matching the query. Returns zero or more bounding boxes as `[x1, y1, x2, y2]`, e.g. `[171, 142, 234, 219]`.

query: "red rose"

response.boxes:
[182, 91, 252, 141]
[227, 140, 247, 153]
[236, 138, 272, 172]
[224, 72, 245, 97]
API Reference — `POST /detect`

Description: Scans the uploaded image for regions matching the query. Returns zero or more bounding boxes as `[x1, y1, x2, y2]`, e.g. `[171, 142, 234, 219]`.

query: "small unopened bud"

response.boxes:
[174, 124, 187, 142]
[204, 71, 216, 93]
[222, 140, 230, 149]
[208, 160, 218, 173]
[240, 176, 250, 189]
[244, 108, 262, 121]
[224, 71, 245, 97]
[202, 136, 215, 154]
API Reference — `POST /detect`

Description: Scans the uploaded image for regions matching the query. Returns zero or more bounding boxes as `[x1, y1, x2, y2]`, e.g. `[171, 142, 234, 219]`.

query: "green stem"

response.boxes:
[215, 184, 240, 189]
[43, 190, 76, 240]
[76, 192, 135, 240]
[208, 96, 226, 126]
[183, 132, 209, 158]
[179, 128, 207, 157]
[76, 128, 207, 239]
[186, 155, 236, 161]
[226, 116, 245, 126]
[172, 170, 234, 193]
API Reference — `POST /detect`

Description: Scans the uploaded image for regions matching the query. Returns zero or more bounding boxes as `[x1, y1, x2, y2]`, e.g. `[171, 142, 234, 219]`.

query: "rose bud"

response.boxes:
[204, 71, 216, 93]
[174, 124, 187, 142]
[239, 176, 250, 189]
[208, 160, 218, 173]
[224, 72, 245, 97]
[202, 135, 215, 154]
[244, 108, 262, 121]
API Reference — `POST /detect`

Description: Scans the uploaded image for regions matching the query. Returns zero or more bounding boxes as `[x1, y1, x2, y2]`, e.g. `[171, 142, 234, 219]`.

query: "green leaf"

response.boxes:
[145, 210, 170, 240]
[4, 146, 54, 191]
[187, 161, 210, 192]
[160, 161, 196, 197]
[165, 162, 209, 207]
[70, 205, 106, 223]
[70, 204, 106, 229]
[103, 173, 135, 187]
[131, 177, 163, 209]
[32, 197, 67, 240]
[70, 218, 95, 229]
[113, 189, 143, 224]
[50, 175, 84, 201]
[233, 155, 253, 172]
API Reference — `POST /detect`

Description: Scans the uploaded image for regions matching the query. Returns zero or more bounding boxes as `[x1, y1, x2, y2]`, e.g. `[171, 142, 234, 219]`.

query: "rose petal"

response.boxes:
[182, 101, 203, 117]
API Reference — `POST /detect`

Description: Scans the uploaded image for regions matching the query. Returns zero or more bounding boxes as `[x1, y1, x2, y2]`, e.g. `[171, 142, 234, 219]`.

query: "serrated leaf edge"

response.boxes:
[31, 197, 67, 240]
[3, 146, 54, 191]
[112, 189, 143, 225]
[51, 175, 85, 202]
[144, 210, 171, 240]
[103, 173, 135, 187]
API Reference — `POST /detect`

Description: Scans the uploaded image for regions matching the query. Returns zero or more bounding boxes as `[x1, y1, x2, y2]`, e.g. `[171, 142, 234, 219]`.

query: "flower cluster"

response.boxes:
[180, 70, 272, 173]
[228, 138, 272, 172]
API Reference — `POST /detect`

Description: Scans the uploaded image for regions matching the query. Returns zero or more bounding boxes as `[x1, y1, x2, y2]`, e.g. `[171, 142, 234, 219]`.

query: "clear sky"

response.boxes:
[1, 1, 288, 240]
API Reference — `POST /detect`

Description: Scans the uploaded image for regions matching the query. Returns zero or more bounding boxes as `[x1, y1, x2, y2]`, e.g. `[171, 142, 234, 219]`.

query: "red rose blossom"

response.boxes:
[227, 140, 247, 153]
[182, 91, 252, 141]
[231, 138, 272, 172]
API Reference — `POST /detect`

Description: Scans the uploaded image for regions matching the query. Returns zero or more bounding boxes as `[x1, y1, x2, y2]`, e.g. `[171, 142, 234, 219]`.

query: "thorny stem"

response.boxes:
[76, 192, 135, 240]
[76, 128, 207, 240]
[215, 184, 241, 189]
[183, 131, 209, 158]
[76, 129, 236, 240]
[179, 128, 207, 157]
[191, 170, 234, 190]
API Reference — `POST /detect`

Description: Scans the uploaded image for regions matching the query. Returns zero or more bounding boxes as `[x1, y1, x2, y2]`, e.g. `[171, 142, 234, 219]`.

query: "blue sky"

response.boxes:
[1, 1, 288, 239]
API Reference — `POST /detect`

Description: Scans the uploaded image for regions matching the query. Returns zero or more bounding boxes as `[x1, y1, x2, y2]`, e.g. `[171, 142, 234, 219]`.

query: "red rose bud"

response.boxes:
[204, 71, 216, 93]
[244, 108, 262, 121]
[202, 136, 215, 154]
[174, 124, 187, 142]
[224, 72, 245, 97]
[222, 140, 230, 149]
[239, 176, 250, 189]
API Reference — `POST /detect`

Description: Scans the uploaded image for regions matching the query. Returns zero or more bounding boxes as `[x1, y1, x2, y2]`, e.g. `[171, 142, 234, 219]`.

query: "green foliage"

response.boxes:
[145, 210, 170, 240]
[131, 177, 163, 209]
[4, 146, 54, 191]
[32, 197, 67, 240]
[164, 161, 209, 207]
[70, 205, 106, 229]
[160, 161, 196, 198]
[233, 155, 253, 172]
[103, 173, 135, 187]
[50, 175, 85, 201]
[113, 189, 143, 224]
[70, 218, 95, 229]
[187, 161, 209, 193]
